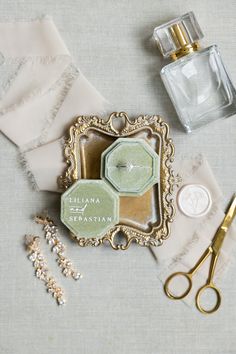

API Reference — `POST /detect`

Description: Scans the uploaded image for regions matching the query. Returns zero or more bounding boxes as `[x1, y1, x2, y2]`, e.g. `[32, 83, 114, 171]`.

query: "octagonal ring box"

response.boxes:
[101, 138, 160, 196]
[61, 180, 119, 238]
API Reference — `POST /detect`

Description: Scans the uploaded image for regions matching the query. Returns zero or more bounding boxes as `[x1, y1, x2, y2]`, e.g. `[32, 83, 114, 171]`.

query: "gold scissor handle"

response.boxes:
[164, 271, 193, 300]
[196, 283, 221, 314]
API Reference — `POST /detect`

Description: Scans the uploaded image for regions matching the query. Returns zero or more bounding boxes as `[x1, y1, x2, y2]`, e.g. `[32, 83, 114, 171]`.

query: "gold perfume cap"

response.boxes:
[153, 12, 203, 60]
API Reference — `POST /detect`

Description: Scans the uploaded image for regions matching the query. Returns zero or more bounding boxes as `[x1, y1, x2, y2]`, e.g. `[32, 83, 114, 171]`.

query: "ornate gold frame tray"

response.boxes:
[59, 112, 175, 250]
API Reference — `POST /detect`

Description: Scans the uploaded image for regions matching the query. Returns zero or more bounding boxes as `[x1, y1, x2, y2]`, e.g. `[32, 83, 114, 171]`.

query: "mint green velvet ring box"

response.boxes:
[101, 138, 160, 196]
[61, 180, 119, 238]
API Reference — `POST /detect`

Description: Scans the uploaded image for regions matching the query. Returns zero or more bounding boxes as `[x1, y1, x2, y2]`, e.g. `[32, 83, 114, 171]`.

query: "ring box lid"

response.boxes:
[61, 179, 119, 238]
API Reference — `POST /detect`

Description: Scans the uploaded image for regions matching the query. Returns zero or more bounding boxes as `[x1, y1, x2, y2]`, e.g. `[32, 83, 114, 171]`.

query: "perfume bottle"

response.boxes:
[153, 12, 236, 132]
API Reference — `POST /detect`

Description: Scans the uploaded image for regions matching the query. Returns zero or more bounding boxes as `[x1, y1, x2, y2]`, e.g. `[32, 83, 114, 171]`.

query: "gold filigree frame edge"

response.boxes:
[59, 111, 175, 250]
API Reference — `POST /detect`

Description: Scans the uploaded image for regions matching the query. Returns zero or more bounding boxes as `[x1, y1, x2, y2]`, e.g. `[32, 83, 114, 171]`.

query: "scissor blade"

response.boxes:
[211, 194, 236, 253]
[220, 194, 236, 232]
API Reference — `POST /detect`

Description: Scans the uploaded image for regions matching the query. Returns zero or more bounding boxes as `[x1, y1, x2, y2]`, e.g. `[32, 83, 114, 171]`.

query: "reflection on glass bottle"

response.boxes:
[153, 12, 236, 132]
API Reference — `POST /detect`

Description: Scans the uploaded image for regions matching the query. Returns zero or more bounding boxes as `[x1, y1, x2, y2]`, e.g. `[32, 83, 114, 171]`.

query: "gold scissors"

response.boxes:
[164, 194, 236, 314]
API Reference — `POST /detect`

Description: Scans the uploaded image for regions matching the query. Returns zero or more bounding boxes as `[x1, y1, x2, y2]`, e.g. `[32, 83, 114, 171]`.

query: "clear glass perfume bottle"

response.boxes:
[153, 12, 236, 132]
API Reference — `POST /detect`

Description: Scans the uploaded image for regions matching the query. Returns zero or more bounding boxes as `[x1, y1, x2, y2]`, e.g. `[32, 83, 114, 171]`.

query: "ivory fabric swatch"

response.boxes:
[0, 16, 109, 192]
[151, 154, 236, 306]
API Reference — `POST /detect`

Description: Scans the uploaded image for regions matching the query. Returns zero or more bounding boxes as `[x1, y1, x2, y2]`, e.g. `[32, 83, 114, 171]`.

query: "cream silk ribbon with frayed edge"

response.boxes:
[0, 16, 109, 192]
[150, 154, 236, 306]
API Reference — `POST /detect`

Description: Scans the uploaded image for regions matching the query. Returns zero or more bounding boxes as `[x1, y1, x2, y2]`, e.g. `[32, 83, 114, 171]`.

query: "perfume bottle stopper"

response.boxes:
[153, 11, 203, 60]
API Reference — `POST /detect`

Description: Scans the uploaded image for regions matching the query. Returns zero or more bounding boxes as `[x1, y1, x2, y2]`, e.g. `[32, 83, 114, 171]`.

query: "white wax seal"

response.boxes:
[177, 184, 212, 218]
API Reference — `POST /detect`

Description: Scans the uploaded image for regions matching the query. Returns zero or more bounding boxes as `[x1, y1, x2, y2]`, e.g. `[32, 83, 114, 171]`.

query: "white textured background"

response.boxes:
[0, 1, 236, 353]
